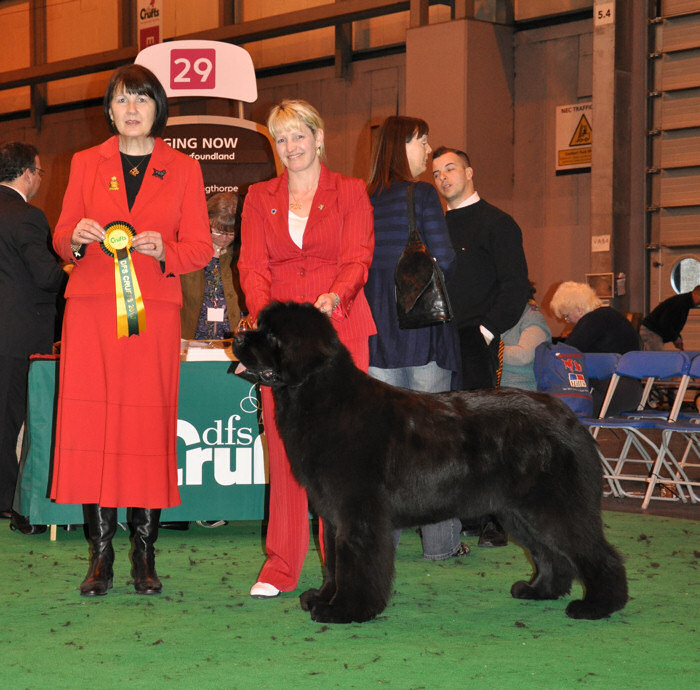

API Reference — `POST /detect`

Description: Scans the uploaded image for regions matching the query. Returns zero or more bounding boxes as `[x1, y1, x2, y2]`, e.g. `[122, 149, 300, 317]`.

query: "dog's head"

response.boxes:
[230, 301, 343, 388]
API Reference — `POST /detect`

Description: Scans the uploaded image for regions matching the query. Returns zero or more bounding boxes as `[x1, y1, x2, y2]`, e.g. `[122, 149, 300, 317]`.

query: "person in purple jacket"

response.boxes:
[365, 116, 468, 561]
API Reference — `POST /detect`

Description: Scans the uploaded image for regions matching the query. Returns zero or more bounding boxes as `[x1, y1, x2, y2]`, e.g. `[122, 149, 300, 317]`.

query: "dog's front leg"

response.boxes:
[300, 519, 337, 612]
[307, 519, 395, 624]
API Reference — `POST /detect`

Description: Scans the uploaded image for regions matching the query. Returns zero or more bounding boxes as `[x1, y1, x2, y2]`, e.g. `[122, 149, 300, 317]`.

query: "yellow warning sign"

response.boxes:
[556, 102, 593, 170]
[558, 148, 591, 167]
[569, 114, 592, 146]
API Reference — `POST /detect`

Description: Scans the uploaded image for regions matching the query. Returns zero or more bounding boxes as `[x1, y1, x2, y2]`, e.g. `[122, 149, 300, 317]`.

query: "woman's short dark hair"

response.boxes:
[366, 116, 429, 196]
[103, 64, 169, 138]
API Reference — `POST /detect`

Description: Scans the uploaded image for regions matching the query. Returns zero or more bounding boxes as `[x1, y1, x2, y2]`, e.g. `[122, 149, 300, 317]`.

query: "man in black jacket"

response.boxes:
[0, 142, 67, 519]
[640, 286, 700, 351]
[432, 147, 529, 546]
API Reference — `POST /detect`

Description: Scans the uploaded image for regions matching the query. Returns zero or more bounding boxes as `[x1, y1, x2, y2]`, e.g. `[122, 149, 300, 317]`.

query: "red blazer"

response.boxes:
[53, 136, 212, 305]
[239, 164, 376, 343]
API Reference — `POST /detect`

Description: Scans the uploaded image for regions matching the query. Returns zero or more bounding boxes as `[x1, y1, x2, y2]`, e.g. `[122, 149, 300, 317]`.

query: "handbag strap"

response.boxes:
[406, 183, 424, 245]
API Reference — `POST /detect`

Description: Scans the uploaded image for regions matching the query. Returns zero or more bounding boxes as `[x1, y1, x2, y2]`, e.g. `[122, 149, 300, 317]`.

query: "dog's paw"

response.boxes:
[510, 580, 537, 600]
[310, 601, 372, 624]
[512, 579, 570, 601]
[300, 588, 323, 611]
[565, 599, 616, 620]
[309, 600, 380, 624]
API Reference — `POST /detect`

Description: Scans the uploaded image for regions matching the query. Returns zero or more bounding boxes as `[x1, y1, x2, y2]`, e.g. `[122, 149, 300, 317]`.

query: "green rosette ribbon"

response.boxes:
[101, 221, 146, 338]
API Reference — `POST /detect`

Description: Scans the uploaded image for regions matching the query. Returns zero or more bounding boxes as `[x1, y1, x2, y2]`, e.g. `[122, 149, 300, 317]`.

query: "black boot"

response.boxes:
[129, 508, 163, 595]
[80, 504, 117, 596]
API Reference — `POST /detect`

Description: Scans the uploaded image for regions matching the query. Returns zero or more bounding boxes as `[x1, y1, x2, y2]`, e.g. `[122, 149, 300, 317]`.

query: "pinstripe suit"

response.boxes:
[239, 163, 375, 590]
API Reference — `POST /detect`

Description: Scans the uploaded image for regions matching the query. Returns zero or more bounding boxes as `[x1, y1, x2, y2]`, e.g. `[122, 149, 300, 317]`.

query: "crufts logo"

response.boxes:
[176, 415, 266, 486]
[140, 0, 159, 20]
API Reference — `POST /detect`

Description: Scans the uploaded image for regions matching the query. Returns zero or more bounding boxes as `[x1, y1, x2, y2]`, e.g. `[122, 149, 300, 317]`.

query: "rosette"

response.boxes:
[101, 221, 146, 338]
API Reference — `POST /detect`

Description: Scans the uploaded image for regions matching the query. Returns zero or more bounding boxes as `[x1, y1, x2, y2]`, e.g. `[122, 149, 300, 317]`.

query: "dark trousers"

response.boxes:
[458, 326, 501, 391]
[591, 376, 644, 417]
[457, 327, 503, 535]
[0, 356, 29, 510]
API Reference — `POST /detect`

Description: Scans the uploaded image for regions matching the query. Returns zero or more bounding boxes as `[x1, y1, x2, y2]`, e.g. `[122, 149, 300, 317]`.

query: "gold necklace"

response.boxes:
[289, 192, 303, 211]
[122, 152, 150, 177]
[288, 180, 318, 211]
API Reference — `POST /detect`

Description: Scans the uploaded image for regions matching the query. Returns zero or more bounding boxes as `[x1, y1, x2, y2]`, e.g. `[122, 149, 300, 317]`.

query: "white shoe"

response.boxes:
[250, 581, 280, 598]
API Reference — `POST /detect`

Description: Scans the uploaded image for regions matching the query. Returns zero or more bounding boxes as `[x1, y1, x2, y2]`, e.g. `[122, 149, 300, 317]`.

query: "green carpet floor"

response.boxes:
[2, 512, 698, 689]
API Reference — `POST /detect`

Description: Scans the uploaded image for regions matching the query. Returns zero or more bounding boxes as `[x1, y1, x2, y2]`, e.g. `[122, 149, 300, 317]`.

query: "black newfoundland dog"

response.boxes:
[232, 302, 627, 624]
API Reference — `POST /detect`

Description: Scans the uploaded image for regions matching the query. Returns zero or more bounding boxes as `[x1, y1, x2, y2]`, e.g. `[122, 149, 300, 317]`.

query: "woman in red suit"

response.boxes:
[239, 99, 376, 598]
[50, 64, 212, 596]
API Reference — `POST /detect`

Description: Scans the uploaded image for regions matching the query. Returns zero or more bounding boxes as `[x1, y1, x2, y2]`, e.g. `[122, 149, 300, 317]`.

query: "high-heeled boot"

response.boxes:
[129, 508, 163, 595]
[80, 504, 117, 596]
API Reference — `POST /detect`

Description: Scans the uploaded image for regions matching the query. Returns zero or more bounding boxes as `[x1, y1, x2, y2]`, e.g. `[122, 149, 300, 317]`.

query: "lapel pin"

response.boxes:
[318, 204, 324, 210]
[271, 208, 277, 215]
[109, 176, 119, 191]
[153, 168, 166, 179]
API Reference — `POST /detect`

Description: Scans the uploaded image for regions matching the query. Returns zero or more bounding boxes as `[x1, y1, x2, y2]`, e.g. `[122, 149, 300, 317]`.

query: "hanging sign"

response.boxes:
[137, 0, 163, 51]
[556, 102, 592, 171]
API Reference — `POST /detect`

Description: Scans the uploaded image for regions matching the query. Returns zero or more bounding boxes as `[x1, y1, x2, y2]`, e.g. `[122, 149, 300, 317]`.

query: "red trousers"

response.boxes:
[256, 338, 369, 591]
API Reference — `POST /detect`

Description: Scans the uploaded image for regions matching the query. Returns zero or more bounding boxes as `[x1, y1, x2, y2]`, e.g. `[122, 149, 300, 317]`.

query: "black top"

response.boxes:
[444, 199, 529, 336]
[641, 292, 695, 343]
[121, 152, 151, 209]
[566, 307, 640, 354]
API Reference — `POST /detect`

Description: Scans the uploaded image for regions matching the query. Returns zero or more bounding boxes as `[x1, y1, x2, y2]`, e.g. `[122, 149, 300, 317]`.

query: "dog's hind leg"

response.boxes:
[565, 540, 628, 620]
[503, 513, 575, 601]
[307, 516, 395, 624]
[507, 510, 628, 619]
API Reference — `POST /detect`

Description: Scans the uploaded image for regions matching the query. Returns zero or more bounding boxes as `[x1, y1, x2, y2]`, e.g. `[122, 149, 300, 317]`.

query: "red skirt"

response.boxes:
[50, 296, 182, 508]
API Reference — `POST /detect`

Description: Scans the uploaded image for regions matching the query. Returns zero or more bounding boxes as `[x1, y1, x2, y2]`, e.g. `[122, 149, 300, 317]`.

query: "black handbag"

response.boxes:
[394, 183, 454, 329]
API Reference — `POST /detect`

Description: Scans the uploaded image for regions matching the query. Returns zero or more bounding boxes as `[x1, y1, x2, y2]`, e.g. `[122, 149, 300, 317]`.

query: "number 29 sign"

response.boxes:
[136, 40, 258, 103]
[170, 48, 216, 90]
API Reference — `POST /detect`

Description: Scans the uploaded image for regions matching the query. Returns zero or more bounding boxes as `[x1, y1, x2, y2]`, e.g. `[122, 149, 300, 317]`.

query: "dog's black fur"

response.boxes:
[232, 302, 628, 624]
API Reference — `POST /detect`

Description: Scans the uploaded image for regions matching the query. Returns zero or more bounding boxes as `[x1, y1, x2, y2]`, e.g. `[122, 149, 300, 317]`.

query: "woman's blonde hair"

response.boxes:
[267, 99, 325, 159]
[550, 281, 602, 320]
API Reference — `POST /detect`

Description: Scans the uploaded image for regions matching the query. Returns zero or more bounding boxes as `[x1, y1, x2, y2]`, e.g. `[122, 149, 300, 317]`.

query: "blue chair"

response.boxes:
[642, 353, 700, 508]
[583, 352, 620, 384]
[581, 353, 621, 496]
[579, 351, 692, 504]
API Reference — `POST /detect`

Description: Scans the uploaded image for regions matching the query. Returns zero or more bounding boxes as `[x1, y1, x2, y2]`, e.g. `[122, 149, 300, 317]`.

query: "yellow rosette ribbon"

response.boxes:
[101, 221, 146, 338]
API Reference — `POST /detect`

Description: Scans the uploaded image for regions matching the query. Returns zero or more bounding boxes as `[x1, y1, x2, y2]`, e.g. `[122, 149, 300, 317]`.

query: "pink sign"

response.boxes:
[136, 41, 257, 102]
[170, 49, 216, 91]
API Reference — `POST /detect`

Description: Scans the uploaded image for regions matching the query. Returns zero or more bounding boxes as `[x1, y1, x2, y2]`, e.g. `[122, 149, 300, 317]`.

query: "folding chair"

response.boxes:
[579, 351, 692, 504]
[581, 353, 621, 496]
[583, 352, 621, 384]
[642, 353, 700, 508]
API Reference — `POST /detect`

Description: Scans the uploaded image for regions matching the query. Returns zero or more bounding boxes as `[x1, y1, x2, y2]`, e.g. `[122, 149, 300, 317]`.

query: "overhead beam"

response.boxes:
[0, 46, 139, 92]
[176, 0, 410, 43]
[0, 0, 446, 93]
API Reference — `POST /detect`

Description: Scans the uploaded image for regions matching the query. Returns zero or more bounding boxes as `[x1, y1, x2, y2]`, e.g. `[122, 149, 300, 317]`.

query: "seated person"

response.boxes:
[500, 283, 551, 391]
[180, 191, 243, 340]
[550, 281, 642, 416]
